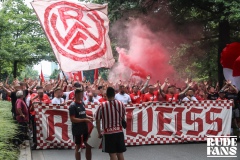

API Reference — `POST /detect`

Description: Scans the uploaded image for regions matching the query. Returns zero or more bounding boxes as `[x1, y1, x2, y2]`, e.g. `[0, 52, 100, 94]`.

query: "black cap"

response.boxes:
[73, 82, 81, 87]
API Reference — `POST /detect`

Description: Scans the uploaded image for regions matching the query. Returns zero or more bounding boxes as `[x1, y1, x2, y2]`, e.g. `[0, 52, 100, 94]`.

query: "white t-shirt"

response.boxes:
[26, 94, 31, 107]
[63, 91, 73, 101]
[84, 98, 99, 104]
[52, 97, 64, 104]
[93, 95, 102, 101]
[115, 93, 131, 105]
[182, 96, 198, 102]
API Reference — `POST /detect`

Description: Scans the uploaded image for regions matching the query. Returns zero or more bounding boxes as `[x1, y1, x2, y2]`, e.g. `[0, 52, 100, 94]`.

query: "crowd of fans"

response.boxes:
[0, 75, 240, 148]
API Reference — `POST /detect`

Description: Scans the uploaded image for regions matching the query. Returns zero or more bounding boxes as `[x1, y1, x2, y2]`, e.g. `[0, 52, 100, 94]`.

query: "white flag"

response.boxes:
[31, 0, 115, 72]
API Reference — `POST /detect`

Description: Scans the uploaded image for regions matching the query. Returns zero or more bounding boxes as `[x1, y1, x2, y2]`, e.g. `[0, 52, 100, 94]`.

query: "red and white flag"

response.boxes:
[40, 67, 45, 82]
[221, 42, 240, 90]
[73, 71, 83, 82]
[31, 0, 115, 72]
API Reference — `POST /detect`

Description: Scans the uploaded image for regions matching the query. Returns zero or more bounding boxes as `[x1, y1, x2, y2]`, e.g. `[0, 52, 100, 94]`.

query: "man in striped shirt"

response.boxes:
[95, 87, 126, 160]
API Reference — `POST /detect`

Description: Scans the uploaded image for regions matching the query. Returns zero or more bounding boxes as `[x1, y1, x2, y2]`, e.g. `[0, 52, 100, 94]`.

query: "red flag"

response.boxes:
[221, 42, 240, 90]
[40, 68, 45, 82]
[73, 71, 83, 82]
[94, 69, 99, 81]
[77, 71, 83, 82]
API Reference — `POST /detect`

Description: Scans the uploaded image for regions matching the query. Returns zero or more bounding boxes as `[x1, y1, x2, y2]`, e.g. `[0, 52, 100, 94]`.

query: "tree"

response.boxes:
[50, 69, 60, 80]
[18, 65, 39, 81]
[165, 0, 240, 86]
[123, 0, 240, 85]
[0, 0, 55, 78]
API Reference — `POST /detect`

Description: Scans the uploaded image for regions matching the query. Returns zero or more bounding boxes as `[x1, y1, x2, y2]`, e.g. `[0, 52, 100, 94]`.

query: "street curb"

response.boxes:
[18, 140, 32, 160]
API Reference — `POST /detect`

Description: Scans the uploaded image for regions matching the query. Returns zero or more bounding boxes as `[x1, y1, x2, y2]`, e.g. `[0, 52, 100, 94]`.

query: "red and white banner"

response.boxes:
[31, 0, 115, 72]
[34, 101, 232, 149]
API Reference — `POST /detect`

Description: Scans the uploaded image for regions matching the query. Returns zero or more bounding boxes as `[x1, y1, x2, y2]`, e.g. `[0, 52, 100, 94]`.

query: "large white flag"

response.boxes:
[31, 0, 115, 72]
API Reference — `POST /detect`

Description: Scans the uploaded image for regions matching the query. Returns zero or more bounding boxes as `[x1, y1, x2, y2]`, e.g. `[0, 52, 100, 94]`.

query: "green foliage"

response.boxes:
[83, 70, 94, 83]
[0, 101, 18, 160]
[90, 0, 139, 22]
[166, 0, 240, 82]
[170, 42, 218, 81]
[50, 69, 60, 80]
[99, 68, 109, 80]
[1, 0, 239, 82]
[18, 65, 39, 81]
[0, 0, 55, 78]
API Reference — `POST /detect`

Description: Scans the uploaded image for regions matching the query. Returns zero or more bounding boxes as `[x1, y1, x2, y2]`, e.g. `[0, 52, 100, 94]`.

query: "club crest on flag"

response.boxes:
[31, 0, 115, 72]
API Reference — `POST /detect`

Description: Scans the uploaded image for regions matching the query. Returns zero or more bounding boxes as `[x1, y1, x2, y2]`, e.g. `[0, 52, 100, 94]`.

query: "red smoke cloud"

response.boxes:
[109, 20, 175, 83]
[117, 47, 150, 79]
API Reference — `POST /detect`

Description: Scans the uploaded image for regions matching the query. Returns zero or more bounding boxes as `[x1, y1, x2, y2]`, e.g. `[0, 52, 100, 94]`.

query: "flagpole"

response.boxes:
[54, 61, 68, 85]
[61, 70, 68, 85]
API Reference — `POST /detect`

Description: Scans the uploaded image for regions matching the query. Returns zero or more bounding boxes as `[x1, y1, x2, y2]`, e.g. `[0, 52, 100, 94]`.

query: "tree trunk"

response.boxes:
[13, 60, 18, 78]
[0, 61, 1, 80]
[218, 20, 230, 88]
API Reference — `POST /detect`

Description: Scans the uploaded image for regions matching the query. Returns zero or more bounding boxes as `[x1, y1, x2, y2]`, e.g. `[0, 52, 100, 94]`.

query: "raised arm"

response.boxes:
[160, 78, 170, 98]
[179, 79, 193, 95]
[1, 83, 11, 96]
[221, 80, 238, 93]
[140, 75, 150, 93]
[29, 80, 38, 91]
[50, 80, 60, 92]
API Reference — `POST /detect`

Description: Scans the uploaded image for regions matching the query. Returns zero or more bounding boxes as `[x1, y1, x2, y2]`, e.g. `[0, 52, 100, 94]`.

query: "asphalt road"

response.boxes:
[32, 142, 240, 160]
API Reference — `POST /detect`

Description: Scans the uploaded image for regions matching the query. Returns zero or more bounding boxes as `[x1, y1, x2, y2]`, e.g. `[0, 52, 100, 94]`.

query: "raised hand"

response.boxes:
[226, 80, 232, 85]
[147, 75, 151, 80]
[82, 76, 86, 82]
[185, 78, 189, 84]
[118, 80, 122, 85]
[165, 78, 169, 83]
[188, 81, 193, 87]
[203, 80, 208, 86]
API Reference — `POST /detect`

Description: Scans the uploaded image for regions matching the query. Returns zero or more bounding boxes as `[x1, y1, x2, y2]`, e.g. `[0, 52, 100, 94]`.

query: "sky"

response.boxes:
[34, 61, 53, 76]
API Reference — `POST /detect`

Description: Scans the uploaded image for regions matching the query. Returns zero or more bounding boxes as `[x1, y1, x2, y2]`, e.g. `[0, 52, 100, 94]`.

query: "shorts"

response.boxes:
[73, 133, 88, 145]
[232, 108, 240, 119]
[102, 132, 126, 153]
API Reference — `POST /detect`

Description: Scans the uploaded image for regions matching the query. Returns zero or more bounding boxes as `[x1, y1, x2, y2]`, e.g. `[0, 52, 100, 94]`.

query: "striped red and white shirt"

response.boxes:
[95, 100, 125, 134]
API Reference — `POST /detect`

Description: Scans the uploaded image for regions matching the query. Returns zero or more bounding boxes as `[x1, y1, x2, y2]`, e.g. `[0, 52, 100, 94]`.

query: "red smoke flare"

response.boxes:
[111, 20, 175, 83]
[117, 47, 150, 79]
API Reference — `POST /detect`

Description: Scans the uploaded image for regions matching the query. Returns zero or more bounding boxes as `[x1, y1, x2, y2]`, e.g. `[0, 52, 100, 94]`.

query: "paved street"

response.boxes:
[32, 142, 240, 160]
